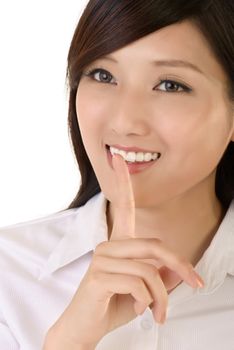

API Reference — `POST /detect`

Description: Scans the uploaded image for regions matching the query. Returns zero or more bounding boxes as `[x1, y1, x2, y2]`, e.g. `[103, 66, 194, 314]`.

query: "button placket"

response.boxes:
[134, 308, 159, 350]
[137, 306, 158, 330]
[141, 317, 154, 330]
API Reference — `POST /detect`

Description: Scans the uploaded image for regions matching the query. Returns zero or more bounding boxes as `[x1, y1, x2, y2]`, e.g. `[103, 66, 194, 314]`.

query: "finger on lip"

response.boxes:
[110, 154, 205, 273]
[111, 154, 135, 240]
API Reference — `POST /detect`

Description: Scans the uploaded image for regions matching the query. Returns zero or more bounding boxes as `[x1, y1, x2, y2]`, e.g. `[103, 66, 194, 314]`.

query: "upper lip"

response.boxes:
[107, 144, 159, 153]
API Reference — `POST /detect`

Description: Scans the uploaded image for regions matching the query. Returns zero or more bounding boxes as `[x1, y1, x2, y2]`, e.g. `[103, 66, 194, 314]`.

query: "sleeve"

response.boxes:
[0, 320, 19, 349]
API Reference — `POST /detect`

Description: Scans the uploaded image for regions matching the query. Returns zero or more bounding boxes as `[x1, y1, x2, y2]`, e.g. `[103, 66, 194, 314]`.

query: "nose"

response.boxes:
[110, 88, 150, 136]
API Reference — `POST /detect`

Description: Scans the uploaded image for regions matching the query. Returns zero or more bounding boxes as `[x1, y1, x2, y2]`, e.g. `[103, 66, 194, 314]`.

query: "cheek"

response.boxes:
[148, 94, 207, 144]
[75, 85, 109, 148]
[178, 105, 231, 175]
[193, 97, 232, 153]
[163, 94, 229, 146]
[76, 85, 106, 124]
[156, 95, 231, 184]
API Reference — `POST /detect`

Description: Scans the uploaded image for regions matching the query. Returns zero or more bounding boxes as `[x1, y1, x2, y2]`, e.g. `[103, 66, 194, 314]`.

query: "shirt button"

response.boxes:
[140, 318, 154, 330]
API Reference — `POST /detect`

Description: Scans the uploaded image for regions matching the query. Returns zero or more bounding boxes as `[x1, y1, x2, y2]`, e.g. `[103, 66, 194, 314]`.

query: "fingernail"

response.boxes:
[156, 309, 166, 324]
[160, 311, 166, 324]
[196, 277, 205, 288]
[192, 271, 205, 288]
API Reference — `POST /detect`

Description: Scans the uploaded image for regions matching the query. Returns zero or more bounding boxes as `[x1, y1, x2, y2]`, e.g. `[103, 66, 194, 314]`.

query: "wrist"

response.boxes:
[43, 325, 98, 350]
[43, 340, 95, 350]
[43, 333, 96, 350]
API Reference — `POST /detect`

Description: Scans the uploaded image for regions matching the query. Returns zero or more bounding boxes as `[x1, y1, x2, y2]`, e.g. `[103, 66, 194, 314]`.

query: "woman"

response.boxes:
[0, 0, 234, 349]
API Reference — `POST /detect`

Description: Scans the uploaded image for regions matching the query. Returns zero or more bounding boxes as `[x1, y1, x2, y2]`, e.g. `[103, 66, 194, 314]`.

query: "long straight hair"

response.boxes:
[65, 0, 234, 210]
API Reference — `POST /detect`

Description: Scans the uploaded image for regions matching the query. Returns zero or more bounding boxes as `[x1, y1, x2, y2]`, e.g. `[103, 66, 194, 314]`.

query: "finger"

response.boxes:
[158, 266, 183, 292]
[132, 258, 183, 292]
[90, 272, 153, 315]
[92, 255, 168, 323]
[111, 154, 135, 239]
[131, 258, 184, 292]
[95, 239, 205, 289]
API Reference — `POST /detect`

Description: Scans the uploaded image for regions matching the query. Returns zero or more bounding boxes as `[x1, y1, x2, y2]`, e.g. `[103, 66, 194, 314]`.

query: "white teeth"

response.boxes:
[126, 152, 135, 162]
[109, 146, 159, 162]
[144, 153, 152, 162]
[136, 152, 144, 162]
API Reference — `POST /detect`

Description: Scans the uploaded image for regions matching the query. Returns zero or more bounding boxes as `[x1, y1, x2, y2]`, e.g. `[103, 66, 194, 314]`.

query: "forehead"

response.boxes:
[106, 20, 227, 85]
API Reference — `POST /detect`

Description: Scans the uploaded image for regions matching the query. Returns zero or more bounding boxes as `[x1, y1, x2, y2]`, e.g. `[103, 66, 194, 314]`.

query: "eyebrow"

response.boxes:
[100, 56, 205, 76]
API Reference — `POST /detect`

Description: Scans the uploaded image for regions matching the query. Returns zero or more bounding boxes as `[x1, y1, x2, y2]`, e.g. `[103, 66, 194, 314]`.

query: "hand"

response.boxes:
[45, 154, 204, 348]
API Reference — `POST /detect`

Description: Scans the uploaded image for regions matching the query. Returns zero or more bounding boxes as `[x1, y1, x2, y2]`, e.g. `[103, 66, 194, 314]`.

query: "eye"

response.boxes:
[83, 68, 116, 84]
[82, 67, 192, 93]
[154, 80, 191, 93]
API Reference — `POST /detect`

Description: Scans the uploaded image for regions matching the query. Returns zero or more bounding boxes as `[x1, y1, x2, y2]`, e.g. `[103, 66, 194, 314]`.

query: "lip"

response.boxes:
[106, 146, 159, 175]
[107, 144, 159, 154]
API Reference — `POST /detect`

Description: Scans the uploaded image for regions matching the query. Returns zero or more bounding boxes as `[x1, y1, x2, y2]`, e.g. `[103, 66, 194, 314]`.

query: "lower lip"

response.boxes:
[106, 147, 159, 174]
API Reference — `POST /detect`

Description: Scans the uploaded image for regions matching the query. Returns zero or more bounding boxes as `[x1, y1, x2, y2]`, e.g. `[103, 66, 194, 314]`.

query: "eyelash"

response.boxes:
[82, 67, 192, 94]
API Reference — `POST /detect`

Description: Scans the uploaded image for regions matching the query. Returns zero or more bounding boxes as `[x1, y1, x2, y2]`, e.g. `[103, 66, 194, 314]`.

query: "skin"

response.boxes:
[43, 154, 204, 348]
[76, 19, 234, 268]
[43, 19, 233, 349]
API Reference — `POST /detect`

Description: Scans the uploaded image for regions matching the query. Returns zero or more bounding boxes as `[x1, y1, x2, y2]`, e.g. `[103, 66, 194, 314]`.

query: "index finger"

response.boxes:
[110, 154, 135, 240]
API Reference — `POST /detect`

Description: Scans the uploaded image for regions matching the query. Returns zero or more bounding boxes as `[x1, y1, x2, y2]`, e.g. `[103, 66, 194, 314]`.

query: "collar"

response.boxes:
[38, 194, 234, 297]
[169, 199, 234, 307]
[38, 192, 108, 280]
[195, 199, 234, 294]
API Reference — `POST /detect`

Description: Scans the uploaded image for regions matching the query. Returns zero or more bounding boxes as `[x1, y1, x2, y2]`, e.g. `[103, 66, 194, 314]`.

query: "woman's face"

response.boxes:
[76, 20, 234, 207]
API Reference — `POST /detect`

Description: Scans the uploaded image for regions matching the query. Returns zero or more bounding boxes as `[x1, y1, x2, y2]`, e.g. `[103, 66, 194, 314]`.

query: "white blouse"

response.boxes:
[0, 192, 234, 350]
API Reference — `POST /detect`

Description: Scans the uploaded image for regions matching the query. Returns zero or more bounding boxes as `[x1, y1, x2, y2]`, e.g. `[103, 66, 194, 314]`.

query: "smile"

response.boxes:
[106, 145, 161, 175]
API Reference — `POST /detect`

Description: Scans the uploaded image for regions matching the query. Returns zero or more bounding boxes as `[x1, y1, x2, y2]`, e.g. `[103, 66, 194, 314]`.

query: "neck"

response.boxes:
[106, 183, 226, 267]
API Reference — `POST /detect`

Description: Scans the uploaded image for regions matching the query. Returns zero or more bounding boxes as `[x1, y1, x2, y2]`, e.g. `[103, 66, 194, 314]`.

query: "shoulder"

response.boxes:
[0, 192, 106, 271]
[0, 207, 80, 271]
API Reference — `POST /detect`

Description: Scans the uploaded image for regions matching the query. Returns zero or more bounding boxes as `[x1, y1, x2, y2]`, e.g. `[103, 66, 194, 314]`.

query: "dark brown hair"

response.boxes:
[65, 0, 234, 210]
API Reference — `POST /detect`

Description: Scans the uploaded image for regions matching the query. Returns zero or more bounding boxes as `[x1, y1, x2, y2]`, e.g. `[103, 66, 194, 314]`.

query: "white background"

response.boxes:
[0, 1, 88, 227]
